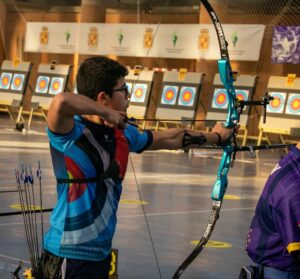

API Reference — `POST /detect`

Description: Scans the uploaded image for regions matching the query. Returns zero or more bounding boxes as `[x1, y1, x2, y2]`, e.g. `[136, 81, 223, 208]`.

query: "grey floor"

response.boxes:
[0, 114, 287, 279]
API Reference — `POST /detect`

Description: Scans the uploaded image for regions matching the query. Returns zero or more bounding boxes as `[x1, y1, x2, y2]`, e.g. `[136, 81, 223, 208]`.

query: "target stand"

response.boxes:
[155, 70, 203, 131]
[206, 74, 257, 145]
[25, 63, 71, 126]
[126, 68, 154, 129]
[257, 76, 300, 145]
[0, 60, 32, 124]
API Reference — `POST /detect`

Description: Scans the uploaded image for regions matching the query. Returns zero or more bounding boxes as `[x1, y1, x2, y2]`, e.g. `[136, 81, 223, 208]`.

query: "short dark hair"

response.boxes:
[76, 56, 128, 100]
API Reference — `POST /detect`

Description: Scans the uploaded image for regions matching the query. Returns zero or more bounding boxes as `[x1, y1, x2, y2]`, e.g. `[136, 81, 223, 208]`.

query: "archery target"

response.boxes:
[131, 83, 147, 103]
[126, 82, 133, 95]
[212, 88, 228, 109]
[285, 93, 300, 115]
[49, 77, 65, 95]
[267, 92, 286, 114]
[11, 74, 25, 91]
[35, 75, 50, 94]
[236, 89, 250, 110]
[161, 85, 179, 105]
[178, 86, 196, 107]
[0, 72, 12, 90]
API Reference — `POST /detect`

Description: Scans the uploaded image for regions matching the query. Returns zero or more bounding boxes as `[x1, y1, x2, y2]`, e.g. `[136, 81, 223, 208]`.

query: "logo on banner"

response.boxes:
[267, 92, 286, 114]
[64, 29, 71, 44]
[171, 31, 178, 47]
[198, 28, 210, 50]
[117, 30, 124, 46]
[143, 28, 153, 49]
[272, 26, 300, 64]
[286, 94, 300, 115]
[40, 26, 49, 46]
[88, 27, 99, 49]
[231, 31, 238, 48]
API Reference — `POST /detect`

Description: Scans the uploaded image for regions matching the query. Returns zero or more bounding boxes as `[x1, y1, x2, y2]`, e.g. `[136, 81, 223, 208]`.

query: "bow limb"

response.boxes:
[173, 1, 238, 278]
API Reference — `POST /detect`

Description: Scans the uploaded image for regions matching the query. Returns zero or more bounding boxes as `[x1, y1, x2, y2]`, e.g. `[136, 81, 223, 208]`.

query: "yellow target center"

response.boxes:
[183, 92, 191, 101]
[166, 91, 174, 100]
[272, 98, 280, 107]
[40, 80, 46, 88]
[135, 89, 143, 97]
[15, 78, 21, 86]
[3, 77, 8, 85]
[292, 99, 300, 110]
[53, 82, 59, 90]
[218, 94, 225, 103]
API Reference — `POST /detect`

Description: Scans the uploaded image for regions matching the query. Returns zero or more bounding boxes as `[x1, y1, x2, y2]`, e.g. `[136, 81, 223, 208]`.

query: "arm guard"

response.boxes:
[182, 131, 207, 148]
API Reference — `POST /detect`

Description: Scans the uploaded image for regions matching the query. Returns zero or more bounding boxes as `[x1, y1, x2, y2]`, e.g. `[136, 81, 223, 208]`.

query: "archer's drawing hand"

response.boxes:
[103, 108, 127, 129]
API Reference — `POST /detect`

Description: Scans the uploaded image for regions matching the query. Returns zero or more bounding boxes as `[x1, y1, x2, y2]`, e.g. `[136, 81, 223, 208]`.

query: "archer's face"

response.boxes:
[107, 77, 131, 112]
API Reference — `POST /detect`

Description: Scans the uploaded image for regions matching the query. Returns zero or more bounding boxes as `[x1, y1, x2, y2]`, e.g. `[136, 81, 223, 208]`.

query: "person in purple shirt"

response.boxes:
[240, 143, 300, 279]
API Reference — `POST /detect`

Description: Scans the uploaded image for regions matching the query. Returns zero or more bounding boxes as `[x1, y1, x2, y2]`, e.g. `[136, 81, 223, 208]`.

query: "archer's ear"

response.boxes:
[97, 91, 110, 105]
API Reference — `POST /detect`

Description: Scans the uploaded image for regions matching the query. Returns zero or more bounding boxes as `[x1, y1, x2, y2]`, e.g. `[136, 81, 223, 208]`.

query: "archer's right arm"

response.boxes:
[47, 93, 126, 134]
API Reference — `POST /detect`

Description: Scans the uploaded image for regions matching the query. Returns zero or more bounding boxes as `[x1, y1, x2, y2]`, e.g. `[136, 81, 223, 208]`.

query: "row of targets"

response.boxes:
[206, 74, 257, 127]
[259, 76, 300, 134]
[0, 60, 32, 103]
[126, 69, 154, 118]
[0, 60, 71, 109]
[267, 91, 300, 115]
[32, 64, 71, 108]
[156, 71, 203, 121]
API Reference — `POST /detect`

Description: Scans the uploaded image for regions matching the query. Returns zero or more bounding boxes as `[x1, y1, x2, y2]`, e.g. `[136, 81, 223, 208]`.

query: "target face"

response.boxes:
[35, 76, 50, 94]
[131, 83, 147, 103]
[49, 77, 64, 95]
[161, 85, 179, 105]
[126, 82, 133, 95]
[285, 93, 300, 115]
[0, 72, 12, 90]
[212, 88, 228, 109]
[11, 74, 25, 91]
[267, 92, 286, 114]
[235, 89, 250, 110]
[178, 86, 196, 107]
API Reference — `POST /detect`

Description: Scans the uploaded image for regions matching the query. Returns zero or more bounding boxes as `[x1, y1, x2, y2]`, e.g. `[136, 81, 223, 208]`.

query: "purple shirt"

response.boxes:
[246, 146, 300, 271]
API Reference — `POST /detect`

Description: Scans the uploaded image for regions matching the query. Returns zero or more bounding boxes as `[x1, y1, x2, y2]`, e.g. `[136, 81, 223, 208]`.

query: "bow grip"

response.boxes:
[211, 174, 228, 201]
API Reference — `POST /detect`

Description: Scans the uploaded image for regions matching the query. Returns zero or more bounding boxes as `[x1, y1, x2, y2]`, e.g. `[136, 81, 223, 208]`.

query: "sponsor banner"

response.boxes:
[25, 22, 79, 54]
[272, 26, 300, 64]
[25, 23, 265, 61]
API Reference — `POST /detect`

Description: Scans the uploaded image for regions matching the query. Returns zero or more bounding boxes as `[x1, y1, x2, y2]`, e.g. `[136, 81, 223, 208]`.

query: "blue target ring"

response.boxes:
[131, 83, 147, 103]
[286, 94, 300, 115]
[0, 72, 12, 90]
[11, 74, 25, 91]
[126, 82, 133, 95]
[35, 76, 50, 94]
[178, 86, 196, 106]
[267, 92, 286, 114]
[49, 77, 64, 95]
[212, 88, 228, 109]
[161, 85, 178, 105]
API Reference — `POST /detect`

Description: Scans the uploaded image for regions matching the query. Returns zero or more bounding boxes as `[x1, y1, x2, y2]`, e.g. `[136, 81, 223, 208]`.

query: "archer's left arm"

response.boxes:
[148, 124, 232, 150]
